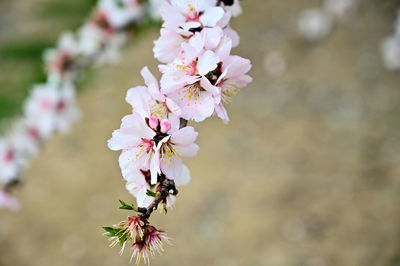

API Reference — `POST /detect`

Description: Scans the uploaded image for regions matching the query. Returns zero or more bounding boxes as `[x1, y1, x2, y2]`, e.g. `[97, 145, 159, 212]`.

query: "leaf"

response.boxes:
[146, 189, 158, 197]
[103, 226, 118, 237]
[119, 200, 136, 211]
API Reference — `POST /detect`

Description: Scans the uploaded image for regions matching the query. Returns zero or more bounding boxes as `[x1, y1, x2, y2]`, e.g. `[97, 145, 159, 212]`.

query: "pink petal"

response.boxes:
[121, 113, 156, 140]
[141, 67, 158, 90]
[193, 91, 215, 122]
[160, 1, 185, 28]
[215, 36, 232, 62]
[197, 50, 219, 76]
[150, 150, 160, 184]
[108, 129, 140, 151]
[202, 27, 224, 50]
[215, 103, 230, 124]
[200, 76, 220, 96]
[174, 164, 191, 186]
[224, 27, 240, 47]
[225, 56, 252, 79]
[178, 143, 199, 158]
[160, 154, 182, 180]
[166, 98, 182, 116]
[200, 6, 224, 27]
[189, 32, 205, 53]
[171, 126, 198, 146]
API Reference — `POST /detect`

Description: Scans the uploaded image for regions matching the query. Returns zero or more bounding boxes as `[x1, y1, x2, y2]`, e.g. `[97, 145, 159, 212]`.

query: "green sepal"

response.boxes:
[119, 200, 137, 211]
[146, 189, 158, 197]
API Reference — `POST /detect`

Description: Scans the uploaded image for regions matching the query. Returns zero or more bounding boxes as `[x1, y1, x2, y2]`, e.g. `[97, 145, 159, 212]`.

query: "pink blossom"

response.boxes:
[0, 140, 20, 186]
[129, 224, 170, 264]
[125, 170, 153, 208]
[108, 112, 158, 183]
[108, 112, 198, 186]
[156, 121, 199, 181]
[130, 237, 151, 264]
[24, 82, 80, 139]
[145, 225, 170, 255]
[97, 0, 142, 30]
[159, 0, 225, 32]
[125, 165, 191, 208]
[212, 54, 252, 123]
[44, 32, 79, 81]
[9, 119, 42, 159]
[126, 67, 181, 122]
[153, 24, 225, 64]
[159, 40, 222, 122]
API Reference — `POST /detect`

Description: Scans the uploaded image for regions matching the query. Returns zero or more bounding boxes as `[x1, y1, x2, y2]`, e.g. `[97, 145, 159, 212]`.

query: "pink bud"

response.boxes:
[160, 119, 171, 133]
[149, 116, 159, 130]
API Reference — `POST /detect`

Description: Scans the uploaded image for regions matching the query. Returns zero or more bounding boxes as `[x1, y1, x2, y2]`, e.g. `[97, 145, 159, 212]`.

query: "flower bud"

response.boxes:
[160, 119, 171, 133]
[149, 115, 159, 130]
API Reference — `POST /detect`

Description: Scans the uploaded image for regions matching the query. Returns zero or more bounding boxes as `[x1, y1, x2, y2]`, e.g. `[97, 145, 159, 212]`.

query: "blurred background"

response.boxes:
[1, 0, 400, 265]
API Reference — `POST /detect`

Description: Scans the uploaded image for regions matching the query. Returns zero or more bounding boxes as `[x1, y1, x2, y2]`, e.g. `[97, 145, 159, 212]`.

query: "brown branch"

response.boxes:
[139, 177, 177, 221]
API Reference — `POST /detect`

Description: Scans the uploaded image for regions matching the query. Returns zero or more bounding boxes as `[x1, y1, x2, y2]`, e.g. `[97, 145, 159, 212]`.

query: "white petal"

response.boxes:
[193, 92, 215, 122]
[171, 126, 198, 146]
[202, 27, 223, 50]
[166, 97, 182, 116]
[160, 1, 185, 28]
[197, 50, 219, 76]
[174, 164, 191, 186]
[225, 56, 252, 79]
[215, 36, 232, 62]
[189, 32, 205, 52]
[108, 129, 139, 151]
[215, 103, 230, 124]
[200, 76, 220, 96]
[200, 6, 224, 27]
[160, 155, 182, 180]
[141, 67, 158, 88]
[150, 151, 160, 184]
[178, 143, 199, 158]
[121, 113, 156, 140]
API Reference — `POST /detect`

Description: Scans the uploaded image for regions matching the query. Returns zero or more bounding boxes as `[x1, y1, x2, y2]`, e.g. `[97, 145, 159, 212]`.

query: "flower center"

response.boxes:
[150, 102, 168, 119]
[28, 127, 40, 140]
[175, 61, 197, 76]
[56, 100, 66, 112]
[185, 4, 200, 22]
[136, 139, 154, 159]
[178, 83, 203, 106]
[4, 149, 14, 163]
[160, 142, 183, 168]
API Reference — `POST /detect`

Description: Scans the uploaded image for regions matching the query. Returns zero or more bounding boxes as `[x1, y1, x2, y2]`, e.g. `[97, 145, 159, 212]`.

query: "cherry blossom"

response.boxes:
[0, 140, 20, 186]
[159, 0, 225, 33]
[24, 82, 80, 139]
[44, 32, 79, 81]
[126, 67, 181, 121]
[108, 112, 198, 185]
[105, 0, 252, 263]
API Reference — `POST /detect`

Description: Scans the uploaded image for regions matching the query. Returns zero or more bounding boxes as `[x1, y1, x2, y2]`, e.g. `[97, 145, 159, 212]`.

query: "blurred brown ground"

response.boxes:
[1, 0, 400, 265]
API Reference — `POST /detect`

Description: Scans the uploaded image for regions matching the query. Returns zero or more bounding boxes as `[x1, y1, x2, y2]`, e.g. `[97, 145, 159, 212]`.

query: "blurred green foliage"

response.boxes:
[0, 0, 97, 123]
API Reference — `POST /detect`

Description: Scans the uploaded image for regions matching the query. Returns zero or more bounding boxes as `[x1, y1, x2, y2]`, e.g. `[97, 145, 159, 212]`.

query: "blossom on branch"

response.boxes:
[106, 0, 252, 263]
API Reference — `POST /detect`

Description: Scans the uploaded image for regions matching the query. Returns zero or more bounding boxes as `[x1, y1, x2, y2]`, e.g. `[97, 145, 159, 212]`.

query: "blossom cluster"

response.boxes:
[297, 0, 358, 41]
[0, 0, 161, 210]
[381, 10, 400, 71]
[105, 0, 252, 263]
